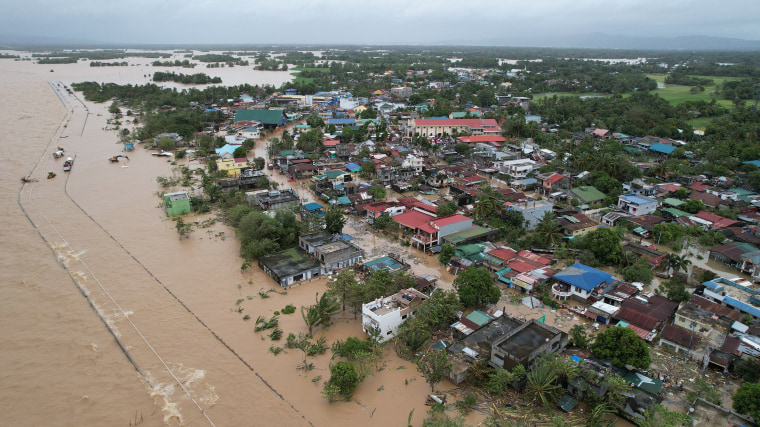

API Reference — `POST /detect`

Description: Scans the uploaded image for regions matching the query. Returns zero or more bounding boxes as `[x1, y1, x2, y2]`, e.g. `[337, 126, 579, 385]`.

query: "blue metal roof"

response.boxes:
[724, 296, 760, 317]
[345, 162, 361, 172]
[620, 193, 656, 205]
[553, 263, 614, 292]
[303, 202, 323, 212]
[702, 280, 725, 291]
[648, 142, 676, 154]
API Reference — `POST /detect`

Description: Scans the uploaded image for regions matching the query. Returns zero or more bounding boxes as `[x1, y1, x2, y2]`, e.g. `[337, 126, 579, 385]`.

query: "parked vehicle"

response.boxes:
[63, 157, 74, 171]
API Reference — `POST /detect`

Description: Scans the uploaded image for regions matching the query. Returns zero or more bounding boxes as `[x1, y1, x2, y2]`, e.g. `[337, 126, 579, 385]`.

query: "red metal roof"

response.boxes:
[488, 248, 517, 262]
[392, 210, 437, 233]
[545, 173, 566, 184]
[431, 214, 470, 228]
[689, 182, 709, 192]
[694, 211, 739, 228]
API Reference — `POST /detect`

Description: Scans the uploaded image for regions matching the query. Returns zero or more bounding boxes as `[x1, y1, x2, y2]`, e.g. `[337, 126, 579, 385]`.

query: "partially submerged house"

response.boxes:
[489, 319, 568, 371]
[361, 288, 428, 342]
[163, 191, 191, 216]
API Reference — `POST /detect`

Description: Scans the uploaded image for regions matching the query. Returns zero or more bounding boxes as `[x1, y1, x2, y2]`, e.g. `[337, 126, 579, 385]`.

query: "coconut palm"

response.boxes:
[662, 253, 692, 277]
[535, 212, 563, 248]
[525, 357, 561, 408]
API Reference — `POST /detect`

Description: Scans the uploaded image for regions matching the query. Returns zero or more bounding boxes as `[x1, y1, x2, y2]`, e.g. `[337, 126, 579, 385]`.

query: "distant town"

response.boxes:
[48, 45, 760, 426]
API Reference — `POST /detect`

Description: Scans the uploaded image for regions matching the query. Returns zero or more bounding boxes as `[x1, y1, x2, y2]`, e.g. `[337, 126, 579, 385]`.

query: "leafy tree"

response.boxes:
[486, 365, 527, 395]
[368, 184, 386, 200]
[619, 263, 654, 285]
[403, 329, 431, 356]
[327, 268, 358, 311]
[569, 324, 590, 349]
[109, 101, 121, 114]
[734, 358, 760, 382]
[734, 382, 760, 419]
[436, 201, 458, 217]
[438, 243, 455, 265]
[453, 266, 500, 307]
[591, 327, 650, 369]
[360, 160, 376, 178]
[323, 361, 359, 401]
[415, 349, 452, 392]
[658, 278, 690, 303]
[301, 213, 325, 234]
[253, 157, 265, 170]
[233, 146, 248, 158]
[325, 206, 346, 234]
[579, 227, 623, 265]
[306, 114, 324, 128]
[681, 199, 706, 214]
[411, 290, 462, 332]
[373, 214, 398, 231]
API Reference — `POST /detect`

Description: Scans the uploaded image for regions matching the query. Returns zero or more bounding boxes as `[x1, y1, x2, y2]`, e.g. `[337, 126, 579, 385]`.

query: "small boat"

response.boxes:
[152, 150, 173, 157]
[63, 157, 74, 171]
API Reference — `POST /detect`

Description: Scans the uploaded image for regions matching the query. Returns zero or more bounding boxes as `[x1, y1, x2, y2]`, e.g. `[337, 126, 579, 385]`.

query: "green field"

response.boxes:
[533, 92, 611, 100]
[688, 117, 715, 132]
[290, 67, 329, 84]
[536, 75, 745, 109]
[646, 74, 743, 108]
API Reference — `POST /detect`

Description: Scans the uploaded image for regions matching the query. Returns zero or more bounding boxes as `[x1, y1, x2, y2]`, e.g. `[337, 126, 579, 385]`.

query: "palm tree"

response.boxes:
[525, 357, 561, 408]
[535, 212, 563, 248]
[662, 253, 692, 277]
[404, 329, 430, 355]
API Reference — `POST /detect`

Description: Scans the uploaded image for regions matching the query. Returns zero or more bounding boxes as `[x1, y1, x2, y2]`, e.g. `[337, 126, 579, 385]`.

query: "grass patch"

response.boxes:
[533, 92, 611, 100]
[646, 73, 745, 108]
[689, 117, 715, 131]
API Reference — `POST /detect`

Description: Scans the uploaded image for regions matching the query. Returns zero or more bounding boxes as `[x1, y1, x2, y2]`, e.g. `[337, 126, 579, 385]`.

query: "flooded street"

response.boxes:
[0, 56, 466, 426]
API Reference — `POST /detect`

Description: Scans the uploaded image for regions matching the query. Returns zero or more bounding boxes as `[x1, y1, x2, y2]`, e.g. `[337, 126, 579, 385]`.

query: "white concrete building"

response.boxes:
[500, 159, 537, 179]
[617, 194, 658, 215]
[362, 289, 428, 342]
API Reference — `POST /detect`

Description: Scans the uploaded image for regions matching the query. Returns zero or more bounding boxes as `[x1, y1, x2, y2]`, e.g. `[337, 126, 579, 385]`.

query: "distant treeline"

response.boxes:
[193, 53, 248, 65]
[38, 57, 78, 64]
[152, 71, 222, 84]
[664, 73, 715, 86]
[32, 50, 170, 61]
[0, 53, 19, 59]
[90, 61, 128, 67]
[152, 59, 196, 68]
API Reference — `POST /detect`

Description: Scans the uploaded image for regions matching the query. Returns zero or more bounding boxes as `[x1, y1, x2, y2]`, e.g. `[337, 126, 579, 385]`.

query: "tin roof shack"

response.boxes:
[163, 191, 191, 216]
[447, 312, 524, 385]
[258, 248, 321, 287]
[314, 240, 364, 274]
[614, 294, 679, 341]
[361, 289, 427, 342]
[489, 319, 568, 371]
[253, 189, 299, 211]
[359, 254, 411, 276]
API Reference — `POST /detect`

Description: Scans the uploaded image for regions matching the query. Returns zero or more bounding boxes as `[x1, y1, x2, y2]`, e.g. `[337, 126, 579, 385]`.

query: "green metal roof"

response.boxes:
[571, 186, 606, 203]
[557, 394, 579, 412]
[323, 169, 348, 179]
[622, 371, 664, 396]
[661, 207, 691, 218]
[444, 226, 493, 245]
[465, 310, 492, 327]
[662, 198, 684, 207]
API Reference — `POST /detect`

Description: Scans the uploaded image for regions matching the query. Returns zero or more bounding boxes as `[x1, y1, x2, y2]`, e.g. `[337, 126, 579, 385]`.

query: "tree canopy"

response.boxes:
[591, 326, 651, 369]
[453, 266, 500, 307]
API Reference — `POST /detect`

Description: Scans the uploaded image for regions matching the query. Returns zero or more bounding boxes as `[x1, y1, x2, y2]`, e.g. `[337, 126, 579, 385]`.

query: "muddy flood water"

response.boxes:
[0, 54, 483, 426]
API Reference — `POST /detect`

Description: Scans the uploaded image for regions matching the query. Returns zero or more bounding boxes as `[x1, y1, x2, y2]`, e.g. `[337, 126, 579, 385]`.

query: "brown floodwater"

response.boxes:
[0, 56, 470, 426]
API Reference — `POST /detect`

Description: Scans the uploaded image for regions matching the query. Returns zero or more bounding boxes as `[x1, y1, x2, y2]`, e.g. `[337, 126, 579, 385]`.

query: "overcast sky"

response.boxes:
[2, 0, 759, 46]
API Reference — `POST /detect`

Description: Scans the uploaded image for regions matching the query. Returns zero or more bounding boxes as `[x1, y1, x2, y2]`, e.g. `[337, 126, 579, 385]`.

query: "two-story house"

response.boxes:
[617, 194, 658, 216]
[362, 289, 428, 342]
[551, 263, 617, 303]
